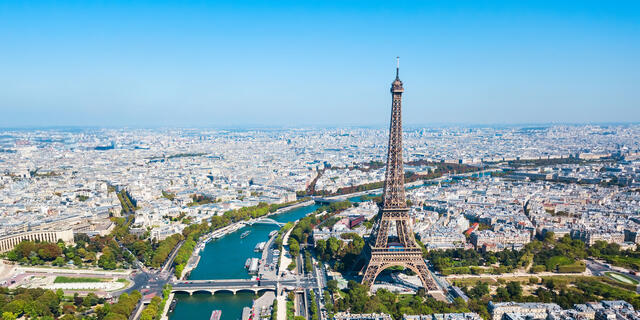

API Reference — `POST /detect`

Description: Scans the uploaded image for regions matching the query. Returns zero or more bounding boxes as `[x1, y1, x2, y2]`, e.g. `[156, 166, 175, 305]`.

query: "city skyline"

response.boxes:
[1, 1, 639, 127]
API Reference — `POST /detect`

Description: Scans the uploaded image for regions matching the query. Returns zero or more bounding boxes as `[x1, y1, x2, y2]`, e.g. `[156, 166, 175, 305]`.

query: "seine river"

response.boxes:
[168, 203, 320, 320]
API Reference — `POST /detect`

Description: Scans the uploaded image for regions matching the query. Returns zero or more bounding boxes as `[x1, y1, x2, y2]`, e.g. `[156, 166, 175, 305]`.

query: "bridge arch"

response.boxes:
[192, 290, 213, 295]
[172, 290, 193, 296]
[256, 288, 275, 294]
[235, 288, 258, 294]
[213, 289, 237, 295]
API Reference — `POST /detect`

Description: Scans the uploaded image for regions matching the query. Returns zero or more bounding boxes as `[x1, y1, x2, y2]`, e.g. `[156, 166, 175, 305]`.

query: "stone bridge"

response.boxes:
[170, 278, 310, 295]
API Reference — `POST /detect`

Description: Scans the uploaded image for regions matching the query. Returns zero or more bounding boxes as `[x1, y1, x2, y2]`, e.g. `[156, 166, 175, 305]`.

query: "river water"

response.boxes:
[169, 203, 320, 320]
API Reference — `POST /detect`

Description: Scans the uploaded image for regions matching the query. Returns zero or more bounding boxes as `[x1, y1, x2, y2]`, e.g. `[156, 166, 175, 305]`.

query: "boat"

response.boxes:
[268, 230, 278, 237]
[254, 242, 266, 252]
[210, 310, 222, 320]
[240, 230, 251, 239]
[247, 258, 260, 274]
[168, 299, 177, 312]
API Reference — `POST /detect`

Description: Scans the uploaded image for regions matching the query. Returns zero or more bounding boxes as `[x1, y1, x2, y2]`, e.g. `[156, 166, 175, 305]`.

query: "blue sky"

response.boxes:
[0, 1, 638, 128]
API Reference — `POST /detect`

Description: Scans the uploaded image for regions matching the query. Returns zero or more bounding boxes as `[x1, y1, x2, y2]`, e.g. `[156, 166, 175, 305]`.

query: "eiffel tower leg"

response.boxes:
[411, 258, 439, 291]
[362, 260, 380, 285]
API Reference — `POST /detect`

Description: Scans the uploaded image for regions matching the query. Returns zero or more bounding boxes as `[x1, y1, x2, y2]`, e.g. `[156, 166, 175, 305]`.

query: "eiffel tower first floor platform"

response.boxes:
[361, 246, 445, 297]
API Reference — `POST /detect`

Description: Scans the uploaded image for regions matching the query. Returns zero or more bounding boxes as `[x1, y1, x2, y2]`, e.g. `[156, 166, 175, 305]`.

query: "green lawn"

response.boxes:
[605, 272, 639, 285]
[54, 276, 106, 283]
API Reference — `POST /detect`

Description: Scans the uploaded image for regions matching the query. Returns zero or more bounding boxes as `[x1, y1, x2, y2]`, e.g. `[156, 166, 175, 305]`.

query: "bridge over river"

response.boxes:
[171, 278, 315, 295]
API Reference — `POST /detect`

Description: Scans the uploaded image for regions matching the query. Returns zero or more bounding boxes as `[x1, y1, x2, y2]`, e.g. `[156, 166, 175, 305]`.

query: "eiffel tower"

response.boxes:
[362, 58, 439, 291]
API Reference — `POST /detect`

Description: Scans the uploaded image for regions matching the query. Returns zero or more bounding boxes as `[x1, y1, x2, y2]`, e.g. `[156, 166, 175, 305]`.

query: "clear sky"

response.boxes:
[1, 1, 639, 128]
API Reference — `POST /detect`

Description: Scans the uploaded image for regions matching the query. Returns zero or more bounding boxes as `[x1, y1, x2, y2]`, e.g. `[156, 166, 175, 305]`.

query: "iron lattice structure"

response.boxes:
[362, 61, 439, 291]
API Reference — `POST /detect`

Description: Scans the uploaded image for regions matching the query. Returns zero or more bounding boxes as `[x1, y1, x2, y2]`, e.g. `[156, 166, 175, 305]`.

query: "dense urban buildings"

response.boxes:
[1, 124, 640, 320]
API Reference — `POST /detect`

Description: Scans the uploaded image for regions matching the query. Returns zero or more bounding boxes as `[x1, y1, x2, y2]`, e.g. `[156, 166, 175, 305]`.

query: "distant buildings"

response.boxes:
[0, 229, 73, 253]
[334, 313, 393, 320]
[489, 300, 640, 320]
[404, 314, 482, 320]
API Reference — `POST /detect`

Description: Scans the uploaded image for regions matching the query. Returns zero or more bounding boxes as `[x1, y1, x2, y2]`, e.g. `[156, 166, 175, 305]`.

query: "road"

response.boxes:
[585, 259, 640, 293]
[297, 251, 305, 275]
[296, 292, 307, 319]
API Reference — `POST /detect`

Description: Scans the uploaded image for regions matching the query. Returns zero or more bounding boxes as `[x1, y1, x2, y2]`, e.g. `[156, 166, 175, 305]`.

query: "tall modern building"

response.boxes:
[362, 59, 439, 292]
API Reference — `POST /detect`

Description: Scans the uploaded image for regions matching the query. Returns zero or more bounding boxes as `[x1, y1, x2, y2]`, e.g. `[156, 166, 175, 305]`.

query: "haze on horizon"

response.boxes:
[0, 1, 639, 128]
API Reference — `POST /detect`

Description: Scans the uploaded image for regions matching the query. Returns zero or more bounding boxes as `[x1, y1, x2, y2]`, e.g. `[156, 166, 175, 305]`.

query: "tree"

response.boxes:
[506, 281, 523, 299]
[56, 289, 65, 301]
[496, 287, 510, 301]
[73, 255, 83, 266]
[98, 249, 117, 270]
[315, 239, 327, 259]
[53, 256, 66, 267]
[327, 237, 340, 257]
[452, 297, 467, 309]
[37, 243, 63, 261]
[288, 238, 300, 257]
[327, 280, 338, 293]
[1, 312, 17, 320]
[469, 282, 489, 299]
[4, 300, 26, 315]
[84, 293, 100, 307]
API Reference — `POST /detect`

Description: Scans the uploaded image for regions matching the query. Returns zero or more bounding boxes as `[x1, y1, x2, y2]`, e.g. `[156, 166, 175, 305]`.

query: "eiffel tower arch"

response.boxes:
[361, 58, 440, 292]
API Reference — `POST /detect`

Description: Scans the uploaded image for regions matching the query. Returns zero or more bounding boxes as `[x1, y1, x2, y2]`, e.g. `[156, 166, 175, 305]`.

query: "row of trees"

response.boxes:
[327, 281, 480, 320]
[0, 287, 110, 320]
[140, 296, 162, 320]
[150, 234, 183, 268]
[308, 290, 319, 320]
[97, 290, 142, 320]
[140, 287, 171, 320]
[6, 234, 109, 268]
[459, 276, 640, 310]
[589, 240, 640, 271]
[6, 241, 63, 264]
[174, 239, 196, 278]
[307, 161, 481, 196]
[328, 276, 640, 320]
[173, 221, 212, 278]
[139, 285, 171, 320]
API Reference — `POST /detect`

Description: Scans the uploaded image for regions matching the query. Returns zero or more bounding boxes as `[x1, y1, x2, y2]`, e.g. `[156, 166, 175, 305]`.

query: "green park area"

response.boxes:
[605, 272, 639, 285]
[54, 276, 106, 284]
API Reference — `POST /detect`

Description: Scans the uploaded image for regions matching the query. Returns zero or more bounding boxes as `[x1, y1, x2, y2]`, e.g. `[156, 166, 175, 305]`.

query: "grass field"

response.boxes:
[605, 272, 639, 285]
[54, 276, 106, 283]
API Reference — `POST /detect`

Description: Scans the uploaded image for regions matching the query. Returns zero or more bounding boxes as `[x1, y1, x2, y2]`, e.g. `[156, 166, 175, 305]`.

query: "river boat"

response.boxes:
[210, 310, 222, 320]
[254, 241, 266, 252]
[168, 299, 177, 312]
[240, 230, 251, 239]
